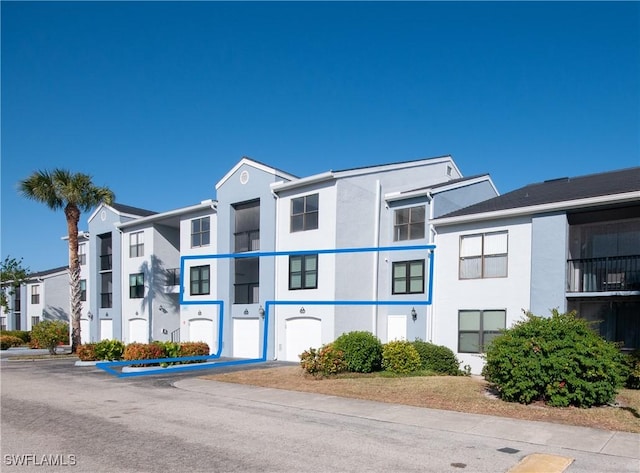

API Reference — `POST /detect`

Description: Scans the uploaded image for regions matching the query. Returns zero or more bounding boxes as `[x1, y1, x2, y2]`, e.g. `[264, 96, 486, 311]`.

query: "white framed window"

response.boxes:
[394, 205, 425, 241]
[191, 217, 210, 248]
[190, 265, 210, 296]
[129, 232, 144, 258]
[129, 273, 144, 299]
[289, 254, 318, 290]
[392, 260, 425, 294]
[80, 279, 87, 302]
[78, 243, 87, 265]
[459, 231, 508, 279]
[31, 285, 40, 304]
[291, 194, 319, 232]
[458, 309, 506, 353]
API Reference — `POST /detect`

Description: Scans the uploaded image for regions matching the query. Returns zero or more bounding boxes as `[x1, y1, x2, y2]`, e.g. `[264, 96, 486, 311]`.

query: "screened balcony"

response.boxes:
[567, 255, 640, 293]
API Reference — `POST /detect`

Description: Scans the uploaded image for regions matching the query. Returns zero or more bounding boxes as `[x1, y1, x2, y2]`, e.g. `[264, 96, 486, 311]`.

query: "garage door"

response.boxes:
[100, 319, 113, 341]
[233, 318, 260, 359]
[189, 318, 215, 354]
[285, 317, 321, 362]
[128, 318, 147, 344]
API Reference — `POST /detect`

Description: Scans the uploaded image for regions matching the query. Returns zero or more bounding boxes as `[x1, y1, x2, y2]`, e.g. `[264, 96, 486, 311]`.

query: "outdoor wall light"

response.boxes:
[87, 311, 93, 320]
[411, 307, 417, 321]
[162, 329, 168, 335]
[243, 308, 249, 315]
[299, 307, 306, 314]
[258, 306, 265, 318]
[197, 310, 202, 316]
[105, 312, 110, 318]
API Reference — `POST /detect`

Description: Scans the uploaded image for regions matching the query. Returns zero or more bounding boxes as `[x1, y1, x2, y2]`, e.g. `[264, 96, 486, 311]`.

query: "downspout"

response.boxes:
[427, 192, 435, 343]
[372, 180, 381, 336]
[270, 187, 279, 360]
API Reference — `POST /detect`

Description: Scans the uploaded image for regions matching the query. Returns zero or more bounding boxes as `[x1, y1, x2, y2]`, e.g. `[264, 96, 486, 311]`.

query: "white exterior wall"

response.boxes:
[78, 239, 92, 342]
[179, 209, 218, 353]
[274, 183, 338, 360]
[432, 216, 533, 374]
[121, 227, 151, 344]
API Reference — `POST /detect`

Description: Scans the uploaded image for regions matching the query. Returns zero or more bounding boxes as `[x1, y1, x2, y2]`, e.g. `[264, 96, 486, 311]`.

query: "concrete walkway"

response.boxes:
[174, 377, 640, 463]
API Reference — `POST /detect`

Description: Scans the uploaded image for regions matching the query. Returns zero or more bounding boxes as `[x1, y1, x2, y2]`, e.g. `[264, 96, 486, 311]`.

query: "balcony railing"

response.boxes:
[567, 255, 640, 292]
[234, 230, 260, 253]
[100, 254, 113, 271]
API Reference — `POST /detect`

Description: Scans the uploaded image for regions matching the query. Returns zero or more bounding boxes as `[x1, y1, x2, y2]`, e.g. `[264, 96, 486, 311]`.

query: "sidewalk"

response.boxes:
[174, 377, 640, 461]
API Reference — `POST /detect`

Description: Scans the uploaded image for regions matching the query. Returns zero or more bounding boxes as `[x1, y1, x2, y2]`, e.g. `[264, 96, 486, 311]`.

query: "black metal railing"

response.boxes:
[234, 230, 260, 253]
[100, 254, 113, 271]
[165, 268, 180, 286]
[171, 328, 180, 343]
[100, 292, 113, 308]
[567, 255, 640, 292]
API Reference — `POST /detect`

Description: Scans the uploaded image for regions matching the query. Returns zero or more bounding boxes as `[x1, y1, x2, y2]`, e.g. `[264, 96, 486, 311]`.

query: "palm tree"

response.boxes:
[19, 169, 114, 352]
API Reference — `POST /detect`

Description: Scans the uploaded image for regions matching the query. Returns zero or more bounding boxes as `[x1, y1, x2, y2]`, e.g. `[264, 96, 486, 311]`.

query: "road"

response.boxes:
[1, 356, 638, 472]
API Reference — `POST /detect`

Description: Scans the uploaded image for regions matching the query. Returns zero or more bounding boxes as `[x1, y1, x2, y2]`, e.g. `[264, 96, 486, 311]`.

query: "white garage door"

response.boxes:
[233, 318, 260, 359]
[387, 315, 407, 342]
[100, 319, 113, 341]
[285, 317, 321, 362]
[189, 318, 215, 354]
[80, 318, 90, 344]
[128, 318, 147, 344]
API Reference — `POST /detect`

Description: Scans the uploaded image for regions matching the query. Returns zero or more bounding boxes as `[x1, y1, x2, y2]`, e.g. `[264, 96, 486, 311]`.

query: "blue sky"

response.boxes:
[2, 1, 639, 273]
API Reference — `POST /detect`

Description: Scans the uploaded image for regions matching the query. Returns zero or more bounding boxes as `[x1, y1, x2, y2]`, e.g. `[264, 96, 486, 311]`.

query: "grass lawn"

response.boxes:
[202, 366, 640, 434]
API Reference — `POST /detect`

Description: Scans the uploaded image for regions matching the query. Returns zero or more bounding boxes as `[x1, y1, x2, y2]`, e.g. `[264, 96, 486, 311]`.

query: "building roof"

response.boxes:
[28, 266, 68, 279]
[438, 166, 640, 219]
[111, 203, 157, 217]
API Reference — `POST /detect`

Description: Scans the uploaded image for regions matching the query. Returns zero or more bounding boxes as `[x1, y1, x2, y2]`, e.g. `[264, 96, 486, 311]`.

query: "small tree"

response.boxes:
[31, 320, 70, 355]
[0, 256, 30, 315]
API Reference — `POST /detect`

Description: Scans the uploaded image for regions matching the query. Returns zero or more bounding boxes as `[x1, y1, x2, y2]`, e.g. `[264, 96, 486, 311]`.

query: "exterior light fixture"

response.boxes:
[299, 307, 306, 314]
[105, 312, 110, 318]
[411, 307, 417, 321]
[243, 308, 249, 315]
[197, 310, 202, 316]
[87, 311, 93, 320]
[258, 306, 265, 318]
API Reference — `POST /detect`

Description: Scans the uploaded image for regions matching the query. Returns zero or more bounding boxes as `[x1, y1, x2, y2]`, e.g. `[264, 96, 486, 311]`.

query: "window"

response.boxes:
[459, 310, 506, 353]
[31, 285, 40, 304]
[289, 254, 318, 290]
[78, 243, 86, 265]
[234, 201, 260, 252]
[191, 217, 210, 248]
[80, 279, 87, 302]
[0, 317, 6, 331]
[101, 273, 112, 308]
[459, 231, 508, 279]
[234, 258, 259, 303]
[129, 232, 144, 257]
[190, 265, 210, 296]
[291, 194, 319, 232]
[129, 273, 144, 298]
[394, 205, 425, 241]
[31, 316, 40, 327]
[392, 260, 425, 294]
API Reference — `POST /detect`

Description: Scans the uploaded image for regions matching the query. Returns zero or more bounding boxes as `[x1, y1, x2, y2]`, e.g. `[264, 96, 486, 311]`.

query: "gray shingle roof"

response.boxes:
[111, 203, 157, 217]
[439, 166, 640, 218]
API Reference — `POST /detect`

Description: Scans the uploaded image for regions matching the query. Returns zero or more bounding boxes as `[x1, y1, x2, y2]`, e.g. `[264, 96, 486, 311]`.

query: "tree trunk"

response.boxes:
[65, 204, 82, 353]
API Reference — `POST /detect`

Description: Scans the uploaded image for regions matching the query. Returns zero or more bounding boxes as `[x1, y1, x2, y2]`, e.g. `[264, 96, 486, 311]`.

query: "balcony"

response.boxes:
[567, 255, 640, 293]
[100, 254, 113, 271]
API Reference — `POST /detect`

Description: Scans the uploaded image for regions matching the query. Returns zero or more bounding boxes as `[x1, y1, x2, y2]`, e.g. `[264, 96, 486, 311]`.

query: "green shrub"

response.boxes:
[333, 331, 383, 373]
[0, 335, 24, 350]
[30, 320, 69, 355]
[0, 330, 30, 344]
[77, 343, 98, 361]
[300, 343, 347, 377]
[95, 339, 125, 361]
[482, 309, 627, 407]
[123, 342, 165, 366]
[179, 342, 210, 358]
[382, 340, 422, 374]
[624, 349, 640, 390]
[412, 339, 462, 375]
